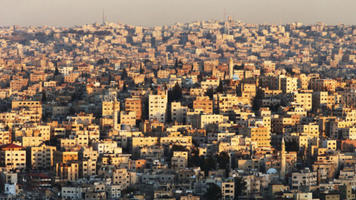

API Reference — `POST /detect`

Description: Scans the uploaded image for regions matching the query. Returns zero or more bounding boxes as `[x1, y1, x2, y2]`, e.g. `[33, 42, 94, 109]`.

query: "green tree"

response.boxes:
[121, 68, 128, 79]
[234, 177, 247, 198]
[202, 155, 217, 175]
[188, 147, 203, 168]
[252, 88, 263, 112]
[216, 80, 224, 93]
[217, 152, 230, 170]
[205, 88, 214, 99]
[169, 82, 183, 102]
[171, 144, 187, 151]
[54, 66, 59, 76]
[204, 183, 222, 200]
[41, 91, 47, 102]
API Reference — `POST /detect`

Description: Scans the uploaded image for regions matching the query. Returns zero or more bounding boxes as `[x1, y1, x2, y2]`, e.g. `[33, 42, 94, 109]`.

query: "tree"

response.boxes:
[202, 155, 217, 175]
[121, 68, 128, 80]
[188, 148, 202, 167]
[54, 66, 59, 76]
[217, 152, 230, 170]
[122, 82, 127, 92]
[41, 91, 47, 102]
[174, 58, 179, 68]
[205, 88, 214, 99]
[234, 177, 247, 198]
[96, 58, 105, 65]
[139, 63, 144, 74]
[96, 58, 109, 65]
[252, 88, 263, 112]
[216, 80, 224, 93]
[171, 144, 187, 151]
[204, 183, 222, 200]
[68, 106, 76, 116]
[168, 83, 182, 102]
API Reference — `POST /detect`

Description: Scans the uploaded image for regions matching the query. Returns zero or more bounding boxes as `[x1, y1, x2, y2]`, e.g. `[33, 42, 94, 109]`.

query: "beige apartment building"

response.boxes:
[171, 151, 188, 169]
[201, 78, 219, 91]
[132, 137, 159, 150]
[149, 92, 168, 123]
[280, 76, 298, 94]
[60, 135, 89, 149]
[21, 136, 43, 147]
[120, 111, 136, 126]
[200, 114, 229, 128]
[297, 123, 320, 138]
[0, 144, 26, 171]
[12, 100, 42, 118]
[80, 159, 96, 178]
[294, 92, 312, 111]
[54, 151, 78, 165]
[56, 162, 79, 181]
[0, 130, 11, 145]
[193, 96, 213, 114]
[291, 169, 317, 189]
[171, 102, 188, 123]
[310, 79, 336, 92]
[160, 135, 193, 147]
[312, 91, 336, 110]
[214, 94, 240, 113]
[240, 126, 271, 148]
[222, 180, 235, 200]
[125, 97, 142, 120]
[102, 100, 120, 117]
[112, 168, 132, 190]
[30, 144, 56, 169]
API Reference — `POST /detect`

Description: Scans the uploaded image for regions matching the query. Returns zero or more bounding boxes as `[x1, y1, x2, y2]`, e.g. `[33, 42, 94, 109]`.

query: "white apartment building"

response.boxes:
[149, 93, 167, 123]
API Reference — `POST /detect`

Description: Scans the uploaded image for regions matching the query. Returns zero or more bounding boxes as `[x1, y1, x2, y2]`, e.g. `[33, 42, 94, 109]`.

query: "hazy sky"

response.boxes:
[1, 0, 355, 27]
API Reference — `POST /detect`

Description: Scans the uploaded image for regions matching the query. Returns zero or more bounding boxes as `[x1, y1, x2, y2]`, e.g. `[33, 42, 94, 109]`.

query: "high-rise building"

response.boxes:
[149, 91, 167, 123]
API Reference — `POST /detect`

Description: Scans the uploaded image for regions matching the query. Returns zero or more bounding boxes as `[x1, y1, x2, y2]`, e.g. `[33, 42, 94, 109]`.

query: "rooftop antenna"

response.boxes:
[224, 8, 226, 21]
[102, 9, 105, 24]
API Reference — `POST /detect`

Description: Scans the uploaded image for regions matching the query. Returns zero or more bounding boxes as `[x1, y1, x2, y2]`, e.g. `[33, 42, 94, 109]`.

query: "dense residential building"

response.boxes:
[149, 91, 168, 123]
[0, 19, 355, 199]
[0, 144, 26, 171]
[125, 97, 142, 120]
[30, 144, 56, 169]
[193, 96, 213, 114]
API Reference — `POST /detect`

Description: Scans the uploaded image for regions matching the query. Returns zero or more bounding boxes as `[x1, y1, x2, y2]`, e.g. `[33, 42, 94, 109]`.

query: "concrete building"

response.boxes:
[193, 96, 213, 114]
[125, 97, 142, 120]
[222, 180, 235, 200]
[120, 111, 136, 126]
[291, 168, 317, 189]
[171, 102, 188, 123]
[30, 144, 56, 169]
[0, 144, 26, 171]
[280, 76, 298, 94]
[149, 92, 168, 123]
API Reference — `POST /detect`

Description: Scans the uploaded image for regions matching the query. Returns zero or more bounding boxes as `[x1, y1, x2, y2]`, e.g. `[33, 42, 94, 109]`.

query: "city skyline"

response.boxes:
[1, 0, 356, 27]
[0, 1, 356, 199]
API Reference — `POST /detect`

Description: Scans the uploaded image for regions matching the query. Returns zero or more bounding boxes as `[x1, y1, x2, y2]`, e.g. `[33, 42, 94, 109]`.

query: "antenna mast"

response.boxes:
[102, 9, 105, 24]
[224, 8, 226, 21]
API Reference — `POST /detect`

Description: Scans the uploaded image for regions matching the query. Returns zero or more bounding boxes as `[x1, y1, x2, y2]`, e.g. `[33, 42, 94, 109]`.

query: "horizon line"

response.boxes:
[1, 19, 354, 29]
